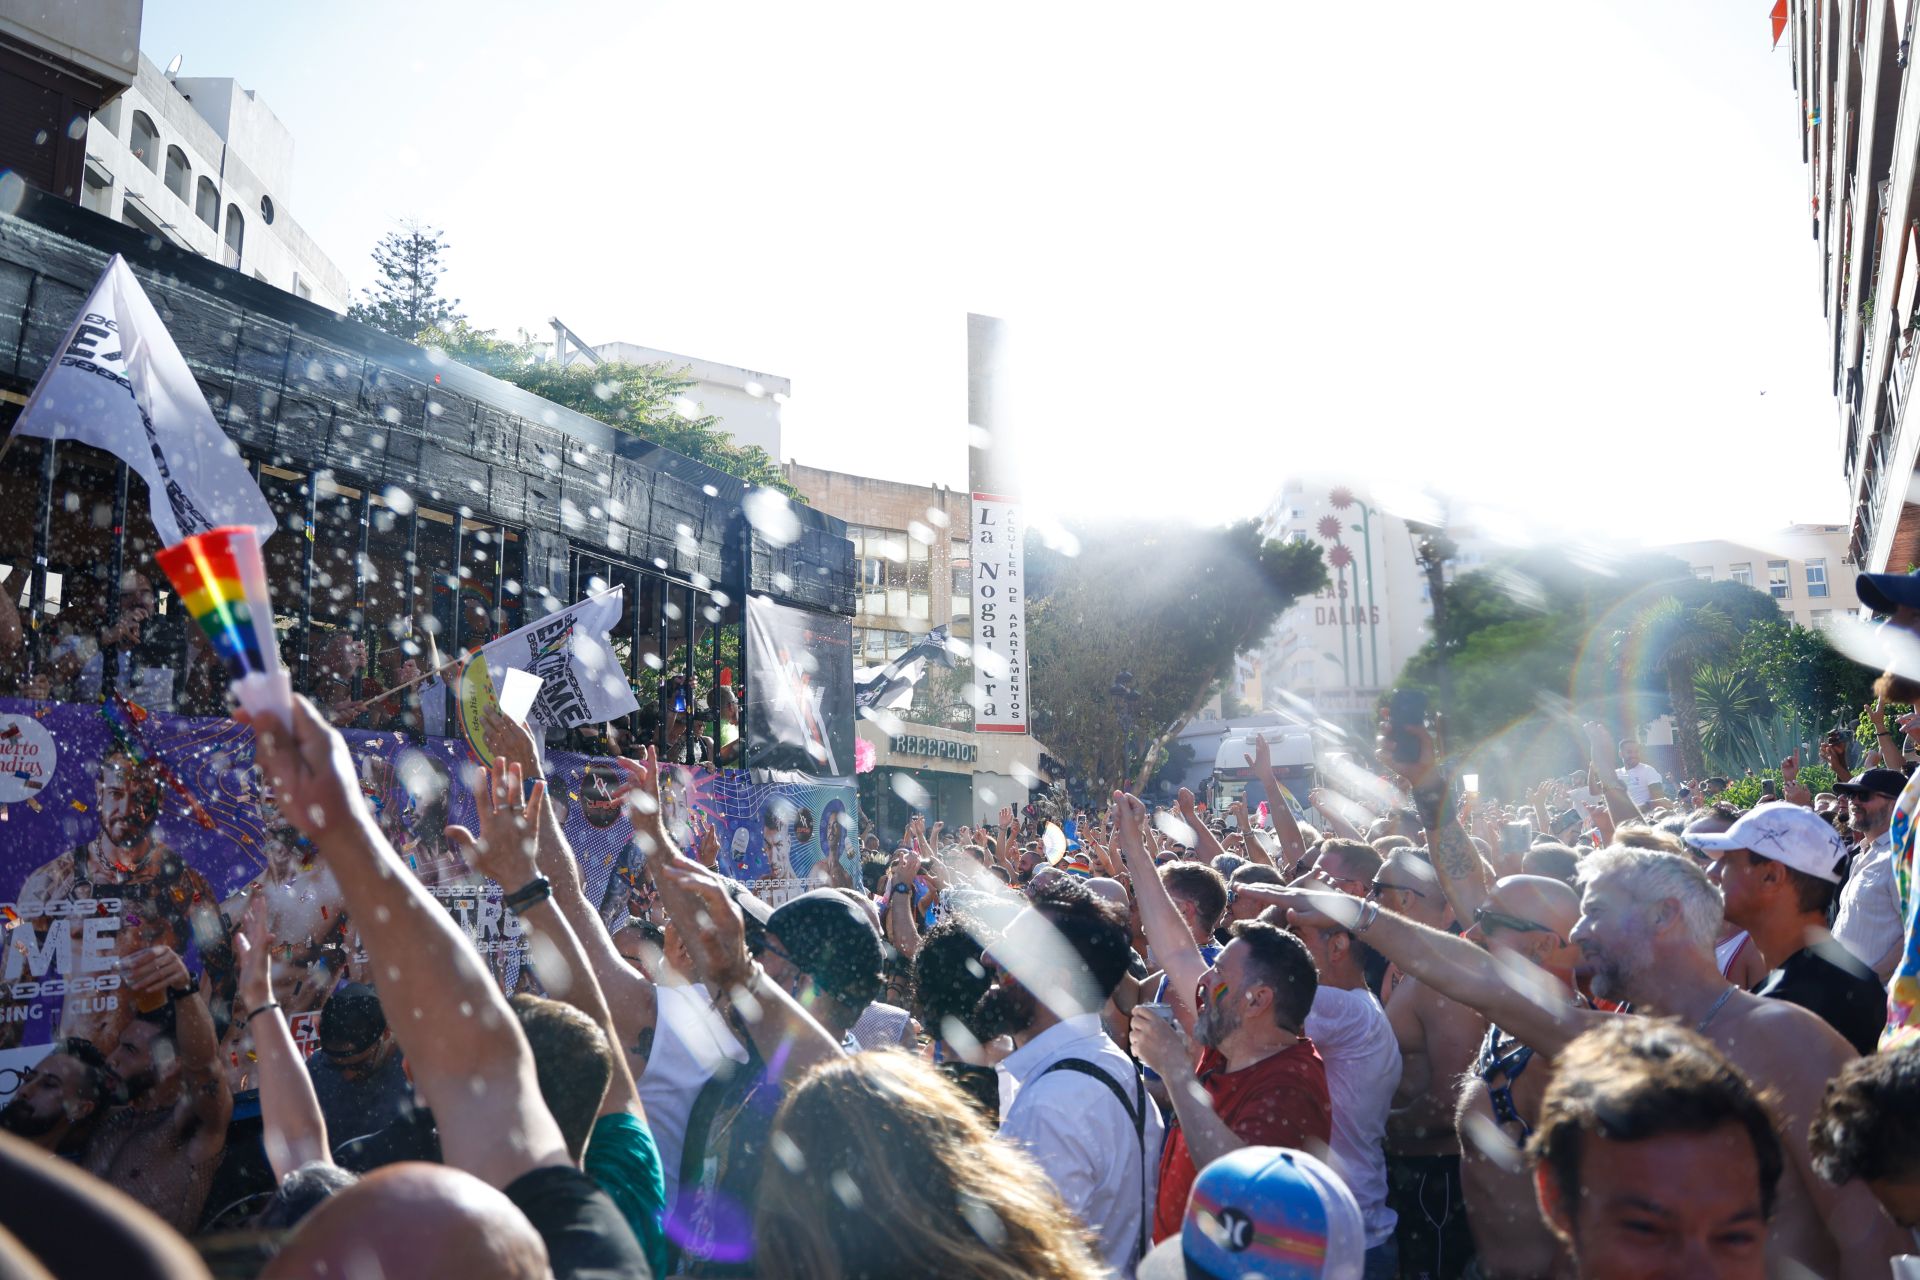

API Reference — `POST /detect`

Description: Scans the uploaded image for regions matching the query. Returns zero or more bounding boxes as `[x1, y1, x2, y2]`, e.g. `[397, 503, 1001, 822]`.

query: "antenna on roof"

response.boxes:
[164, 54, 183, 78]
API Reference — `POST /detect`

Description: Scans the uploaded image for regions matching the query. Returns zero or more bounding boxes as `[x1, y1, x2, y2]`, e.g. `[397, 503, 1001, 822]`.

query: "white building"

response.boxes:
[1252, 480, 1483, 736]
[77, 54, 349, 311]
[1653, 524, 1861, 629]
[558, 335, 786, 458]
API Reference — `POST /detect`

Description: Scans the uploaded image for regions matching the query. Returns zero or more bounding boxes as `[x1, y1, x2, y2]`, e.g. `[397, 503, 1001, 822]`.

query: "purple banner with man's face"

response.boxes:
[0, 698, 851, 1102]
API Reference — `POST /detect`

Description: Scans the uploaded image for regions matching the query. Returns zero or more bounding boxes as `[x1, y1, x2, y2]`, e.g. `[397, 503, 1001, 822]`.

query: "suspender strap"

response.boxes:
[1037, 1056, 1150, 1262]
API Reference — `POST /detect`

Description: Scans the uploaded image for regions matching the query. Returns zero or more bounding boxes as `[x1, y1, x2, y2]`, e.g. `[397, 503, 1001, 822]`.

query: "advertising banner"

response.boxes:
[0, 699, 851, 1102]
[744, 595, 854, 778]
[970, 492, 1029, 733]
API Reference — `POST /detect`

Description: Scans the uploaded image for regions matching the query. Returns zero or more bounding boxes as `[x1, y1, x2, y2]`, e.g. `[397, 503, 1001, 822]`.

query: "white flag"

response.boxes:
[474, 587, 639, 730]
[11, 254, 274, 547]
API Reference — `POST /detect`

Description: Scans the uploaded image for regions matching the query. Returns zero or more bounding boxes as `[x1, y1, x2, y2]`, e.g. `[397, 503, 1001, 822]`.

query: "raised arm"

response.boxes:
[882, 850, 924, 960]
[233, 892, 330, 1177]
[483, 711, 659, 1042]
[243, 696, 570, 1189]
[625, 751, 842, 1076]
[123, 943, 231, 1162]
[451, 757, 642, 1123]
[1583, 722, 1645, 827]
[1115, 790, 1209, 1032]
[1307, 788, 1365, 843]
[1259, 888, 1596, 1059]
[1249, 738, 1307, 867]
[1375, 724, 1493, 925]
[1176, 787, 1230, 865]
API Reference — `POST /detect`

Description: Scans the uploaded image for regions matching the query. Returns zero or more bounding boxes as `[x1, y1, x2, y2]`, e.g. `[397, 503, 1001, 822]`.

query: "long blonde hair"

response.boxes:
[754, 1052, 1107, 1280]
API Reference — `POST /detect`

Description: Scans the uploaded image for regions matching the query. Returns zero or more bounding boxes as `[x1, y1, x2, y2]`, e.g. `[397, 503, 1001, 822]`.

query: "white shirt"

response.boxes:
[637, 982, 748, 1205]
[996, 1012, 1166, 1276]
[1833, 829, 1902, 982]
[1304, 984, 1402, 1249]
[1615, 762, 1666, 807]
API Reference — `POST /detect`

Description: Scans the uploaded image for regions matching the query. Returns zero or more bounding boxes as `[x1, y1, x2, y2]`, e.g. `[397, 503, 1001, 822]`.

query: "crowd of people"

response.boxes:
[18, 570, 1920, 1279]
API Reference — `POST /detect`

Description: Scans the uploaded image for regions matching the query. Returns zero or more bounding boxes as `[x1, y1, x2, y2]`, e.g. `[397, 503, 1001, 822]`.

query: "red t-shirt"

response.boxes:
[1153, 1038, 1333, 1242]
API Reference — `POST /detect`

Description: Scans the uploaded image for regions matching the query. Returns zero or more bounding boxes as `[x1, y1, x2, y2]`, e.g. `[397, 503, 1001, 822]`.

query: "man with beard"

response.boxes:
[1118, 790, 1331, 1246]
[1235, 870, 1578, 1280]
[80, 943, 232, 1233]
[4, 750, 224, 1053]
[1277, 838, 1907, 1280]
[217, 778, 353, 1088]
[983, 868, 1166, 1276]
[0, 1036, 113, 1153]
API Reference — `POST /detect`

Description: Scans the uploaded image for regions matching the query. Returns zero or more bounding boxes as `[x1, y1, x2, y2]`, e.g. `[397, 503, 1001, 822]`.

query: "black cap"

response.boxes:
[1857, 569, 1920, 616]
[766, 889, 884, 1009]
[1834, 767, 1907, 799]
[320, 983, 387, 1056]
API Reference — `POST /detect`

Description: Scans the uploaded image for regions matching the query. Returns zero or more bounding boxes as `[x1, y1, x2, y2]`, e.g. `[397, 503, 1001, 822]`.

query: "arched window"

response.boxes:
[163, 146, 190, 201]
[129, 112, 159, 172]
[195, 176, 218, 228]
[223, 204, 244, 267]
[259, 193, 274, 225]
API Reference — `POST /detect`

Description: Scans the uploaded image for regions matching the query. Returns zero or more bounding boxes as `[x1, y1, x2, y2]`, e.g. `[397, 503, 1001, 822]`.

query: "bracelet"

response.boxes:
[503, 875, 553, 914]
[1353, 899, 1382, 935]
[165, 983, 196, 1004]
[246, 1002, 283, 1025]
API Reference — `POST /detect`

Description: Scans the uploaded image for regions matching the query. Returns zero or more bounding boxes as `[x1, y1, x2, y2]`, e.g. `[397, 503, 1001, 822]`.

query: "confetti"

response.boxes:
[23, 797, 39, 812]
[0, 906, 18, 930]
[70, 800, 88, 812]
[0, 724, 17, 739]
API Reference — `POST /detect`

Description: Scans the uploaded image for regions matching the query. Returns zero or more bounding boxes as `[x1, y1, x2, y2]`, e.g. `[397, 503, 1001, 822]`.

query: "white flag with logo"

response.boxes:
[474, 587, 639, 730]
[10, 254, 274, 547]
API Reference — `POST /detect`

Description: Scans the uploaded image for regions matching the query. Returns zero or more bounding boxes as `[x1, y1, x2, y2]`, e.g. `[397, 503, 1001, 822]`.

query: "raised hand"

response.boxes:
[1128, 1005, 1196, 1082]
[1246, 735, 1274, 774]
[1376, 719, 1443, 793]
[650, 847, 752, 991]
[1781, 754, 1799, 785]
[122, 944, 191, 1000]
[694, 813, 721, 869]
[482, 707, 544, 780]
[234, 890, 274, 1014]
[238, 694, 372, 846]
[446, 758, 545, 890]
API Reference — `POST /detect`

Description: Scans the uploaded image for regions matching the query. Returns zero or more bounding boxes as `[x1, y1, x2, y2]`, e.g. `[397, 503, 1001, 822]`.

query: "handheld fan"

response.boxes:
[154, 526, 292, 726]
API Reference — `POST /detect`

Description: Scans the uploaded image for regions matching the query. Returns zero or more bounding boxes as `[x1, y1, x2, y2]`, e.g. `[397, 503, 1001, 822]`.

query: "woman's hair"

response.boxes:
[755, 1053, 1106, 1280]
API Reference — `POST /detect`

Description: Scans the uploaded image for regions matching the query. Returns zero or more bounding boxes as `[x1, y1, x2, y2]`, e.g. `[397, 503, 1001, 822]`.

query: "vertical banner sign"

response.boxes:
[970, 492, 1028, 732]
[967, 313, 1029, 734]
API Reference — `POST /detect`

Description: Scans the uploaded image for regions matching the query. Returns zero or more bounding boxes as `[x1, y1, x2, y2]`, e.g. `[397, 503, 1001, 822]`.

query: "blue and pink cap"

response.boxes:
[1137, 1146, 1365, 1280]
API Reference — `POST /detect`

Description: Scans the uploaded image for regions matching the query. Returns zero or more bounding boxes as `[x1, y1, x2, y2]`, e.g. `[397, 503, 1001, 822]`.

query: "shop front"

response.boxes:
[857, 719, 1050, 845]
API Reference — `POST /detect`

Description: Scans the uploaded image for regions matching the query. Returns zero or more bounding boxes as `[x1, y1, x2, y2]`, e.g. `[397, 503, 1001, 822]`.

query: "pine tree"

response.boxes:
[347, 221, 464, 340]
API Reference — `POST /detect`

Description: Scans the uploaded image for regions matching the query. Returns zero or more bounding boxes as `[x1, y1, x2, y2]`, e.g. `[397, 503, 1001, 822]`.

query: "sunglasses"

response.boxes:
[1367, 880, 1428, 901]
[1473, 905, 1560, 940]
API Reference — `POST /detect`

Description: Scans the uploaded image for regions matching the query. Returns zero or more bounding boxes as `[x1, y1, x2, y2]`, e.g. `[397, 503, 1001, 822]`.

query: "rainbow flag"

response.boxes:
[154, 527, 280, 681]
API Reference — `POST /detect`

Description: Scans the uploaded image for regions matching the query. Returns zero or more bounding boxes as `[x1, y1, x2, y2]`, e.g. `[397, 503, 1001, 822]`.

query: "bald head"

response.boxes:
[1489, 874, 1580, 939]
[262, 1163, 549, 1280]
[1084, 877, 1129, 910]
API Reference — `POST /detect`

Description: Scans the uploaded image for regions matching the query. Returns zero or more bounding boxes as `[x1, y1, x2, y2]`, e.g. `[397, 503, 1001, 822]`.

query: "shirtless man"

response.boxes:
[79, 943, 231, 1234]
[0, 1036, 114, 1154]
[1376, 849, 1489, 1280]
[216, 780, 352, 1088]
[4, 750, 224, 1052]
[1264, 723, 1906, 1280]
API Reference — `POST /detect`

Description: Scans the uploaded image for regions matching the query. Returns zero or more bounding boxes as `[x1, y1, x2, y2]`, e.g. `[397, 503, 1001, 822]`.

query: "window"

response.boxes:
[853, 526, 915, 620]
[163, 146, 190, 201]
[1691, 566, 1712, 580]
[1806, 558, 1829, 598]
[292, 272, 312, 301]
[223, 204, 244, 268]
[1811, 609, 1833, 627]
[1768, 559, 1790, 599]
[194, 176, 218, 228]
[96, 97, 121, 138]
[1730, 562, 1753, 587]
[950, 542, 971, 627]
[129, 111, 158, 171]
[259, 193, 275, 225]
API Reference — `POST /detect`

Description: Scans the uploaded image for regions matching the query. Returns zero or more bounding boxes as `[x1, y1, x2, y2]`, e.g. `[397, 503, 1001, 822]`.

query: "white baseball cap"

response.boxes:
[1681, 801, 1849, 883]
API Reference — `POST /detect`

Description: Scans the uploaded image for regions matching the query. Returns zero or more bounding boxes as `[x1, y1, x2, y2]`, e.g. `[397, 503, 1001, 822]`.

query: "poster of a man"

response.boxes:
[214, 775, 352, 1087]
[3, 750, 225, 1052]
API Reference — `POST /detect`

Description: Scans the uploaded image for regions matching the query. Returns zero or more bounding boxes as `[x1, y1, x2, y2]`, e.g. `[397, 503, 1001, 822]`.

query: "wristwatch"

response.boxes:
[891, 882, 912, 895]
[165, 982, 196, 1003]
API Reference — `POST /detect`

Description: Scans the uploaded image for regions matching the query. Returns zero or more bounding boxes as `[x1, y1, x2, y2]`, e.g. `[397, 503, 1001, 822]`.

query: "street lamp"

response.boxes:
[1111, 670, 1142, 788]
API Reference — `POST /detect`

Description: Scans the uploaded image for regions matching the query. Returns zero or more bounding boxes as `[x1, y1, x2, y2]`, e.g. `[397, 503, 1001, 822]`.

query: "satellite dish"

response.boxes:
[164, 54, 182, 77]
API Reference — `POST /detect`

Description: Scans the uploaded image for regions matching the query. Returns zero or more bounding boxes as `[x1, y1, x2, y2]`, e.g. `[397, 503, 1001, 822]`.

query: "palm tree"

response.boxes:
[1693, 663, 1799, 775]
[1620, 598, 1737, 784]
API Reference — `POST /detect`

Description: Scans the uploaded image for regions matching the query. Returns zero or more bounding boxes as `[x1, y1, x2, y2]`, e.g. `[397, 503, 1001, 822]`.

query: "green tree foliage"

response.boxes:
[1026, 521, 1327, 790]
[1394, 551, 1784, 790]
[348, 221, 464, 341]
[1738, 618, 1876, 737]
[417, 320, 798, 497]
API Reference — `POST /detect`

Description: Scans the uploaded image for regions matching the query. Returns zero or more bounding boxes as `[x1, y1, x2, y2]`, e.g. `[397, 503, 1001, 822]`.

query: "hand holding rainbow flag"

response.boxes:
[154, 526, 292, 727]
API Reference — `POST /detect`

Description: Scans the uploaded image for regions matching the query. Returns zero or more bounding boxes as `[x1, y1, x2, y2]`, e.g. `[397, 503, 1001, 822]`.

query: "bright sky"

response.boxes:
[139, 0, 1841, 547]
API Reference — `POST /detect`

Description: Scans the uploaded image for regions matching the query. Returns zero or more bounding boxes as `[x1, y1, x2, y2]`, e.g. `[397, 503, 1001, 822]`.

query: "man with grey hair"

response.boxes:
[1245, 844, 1906, 1279]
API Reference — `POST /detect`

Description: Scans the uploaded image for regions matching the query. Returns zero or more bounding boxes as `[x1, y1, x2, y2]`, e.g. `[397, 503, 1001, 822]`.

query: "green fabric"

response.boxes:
[585, 1110, 668, 1280]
